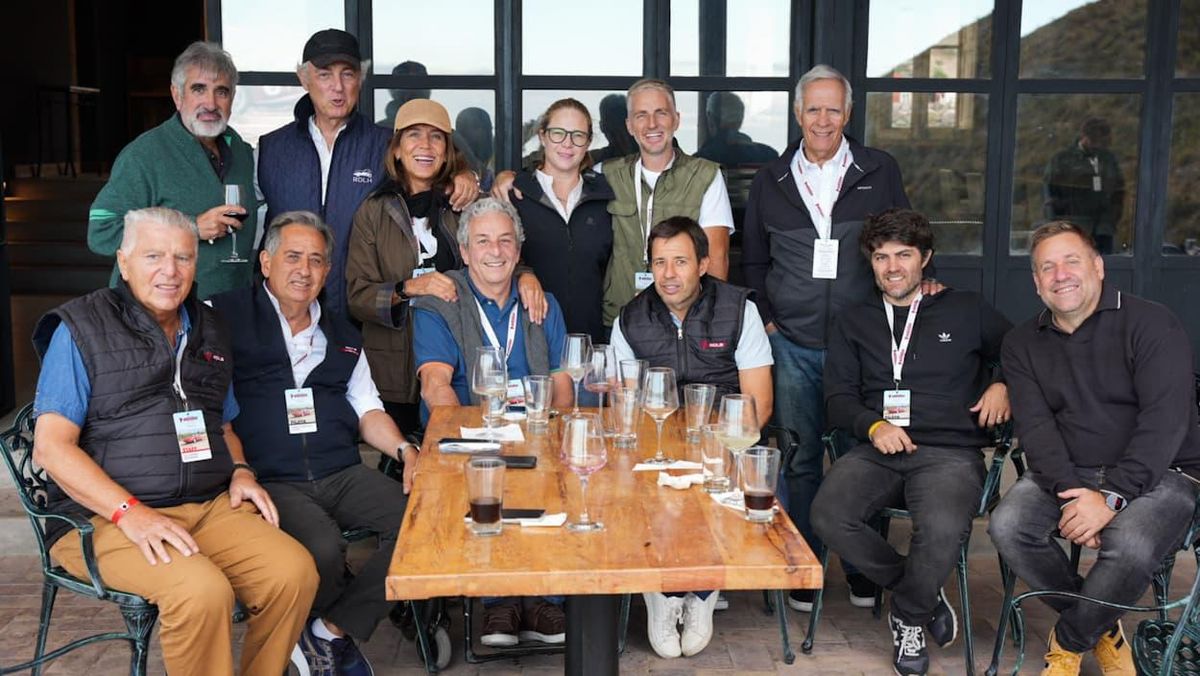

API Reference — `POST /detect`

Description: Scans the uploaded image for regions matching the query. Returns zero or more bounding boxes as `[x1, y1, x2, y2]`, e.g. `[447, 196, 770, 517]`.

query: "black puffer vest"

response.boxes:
[32, 282, 234, 544]
[618, 276, 749, 399]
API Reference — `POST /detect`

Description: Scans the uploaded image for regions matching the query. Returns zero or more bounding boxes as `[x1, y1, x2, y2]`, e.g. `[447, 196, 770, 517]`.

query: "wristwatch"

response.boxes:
[231, 462, 257, 479]
[394, 280, 410, 302]
[1101, 489, 1127, 512]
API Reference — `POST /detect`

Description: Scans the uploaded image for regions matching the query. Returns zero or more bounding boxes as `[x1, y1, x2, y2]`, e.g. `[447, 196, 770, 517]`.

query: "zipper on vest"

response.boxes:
[301, 433, 315, 481]
[676, 323, 687, 377]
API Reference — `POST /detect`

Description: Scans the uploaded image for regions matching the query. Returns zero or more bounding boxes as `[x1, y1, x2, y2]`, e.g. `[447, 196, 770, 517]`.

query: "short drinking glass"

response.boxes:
[700, 423, 730, 493]
[683, 383, 717, 441]
[609, 385, 641, 448]
[466, 456, 506, 536]
[739, 446, 780, 522]
[522, 374, 552, 430]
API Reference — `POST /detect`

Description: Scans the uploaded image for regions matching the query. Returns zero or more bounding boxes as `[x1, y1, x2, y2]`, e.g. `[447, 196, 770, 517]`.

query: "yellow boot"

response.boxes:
[1041, 628, 1083, 676]
[1092, 621, 1136, 675]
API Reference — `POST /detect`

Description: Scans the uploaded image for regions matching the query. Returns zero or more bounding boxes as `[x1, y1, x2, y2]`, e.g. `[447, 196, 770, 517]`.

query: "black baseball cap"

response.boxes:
[302, 29, 361, 69]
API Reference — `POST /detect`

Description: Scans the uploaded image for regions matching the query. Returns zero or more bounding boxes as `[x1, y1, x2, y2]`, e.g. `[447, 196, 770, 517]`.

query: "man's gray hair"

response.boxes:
[120, 207, 198, 254]
[296, 59, 371, 84]
[171, 41, 239, 93]
[627, 78, 677, 112]
[262, 210, 335, 262]
[794, 64, 852, 111]
[457, 198, 525, 248]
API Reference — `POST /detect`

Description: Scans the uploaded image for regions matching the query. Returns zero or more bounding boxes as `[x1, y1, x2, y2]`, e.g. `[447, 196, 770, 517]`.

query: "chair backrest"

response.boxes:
[0, 403, 56, 570]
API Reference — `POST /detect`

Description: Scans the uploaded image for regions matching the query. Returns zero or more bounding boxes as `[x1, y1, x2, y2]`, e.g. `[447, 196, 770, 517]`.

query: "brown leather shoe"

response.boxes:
[481, 602, 520, 647]
[519, 600, 566, 644]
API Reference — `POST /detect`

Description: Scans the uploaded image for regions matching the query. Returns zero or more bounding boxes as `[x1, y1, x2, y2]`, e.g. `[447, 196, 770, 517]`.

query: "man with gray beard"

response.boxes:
[88, 41, 258, 299]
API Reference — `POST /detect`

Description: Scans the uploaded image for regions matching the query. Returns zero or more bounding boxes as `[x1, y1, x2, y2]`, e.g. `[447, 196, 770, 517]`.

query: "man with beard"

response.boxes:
[88, 42, 256, 299]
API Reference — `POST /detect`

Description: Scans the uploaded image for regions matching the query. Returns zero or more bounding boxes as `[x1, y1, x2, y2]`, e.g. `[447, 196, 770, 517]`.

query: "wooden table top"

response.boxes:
[386, 406, 822, 601]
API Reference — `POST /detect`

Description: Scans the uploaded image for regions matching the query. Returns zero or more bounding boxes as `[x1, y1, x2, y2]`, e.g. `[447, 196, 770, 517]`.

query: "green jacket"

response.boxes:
[88, 115, 258, 299]
[601, 151, 718, 325]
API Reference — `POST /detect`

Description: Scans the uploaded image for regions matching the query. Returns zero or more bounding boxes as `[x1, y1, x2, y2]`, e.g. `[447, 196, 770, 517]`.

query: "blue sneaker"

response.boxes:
[296, 621, 375, 676]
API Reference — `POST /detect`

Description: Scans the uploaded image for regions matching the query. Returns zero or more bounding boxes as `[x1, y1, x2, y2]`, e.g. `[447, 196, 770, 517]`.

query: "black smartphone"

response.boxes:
[501, 455, 537, 469]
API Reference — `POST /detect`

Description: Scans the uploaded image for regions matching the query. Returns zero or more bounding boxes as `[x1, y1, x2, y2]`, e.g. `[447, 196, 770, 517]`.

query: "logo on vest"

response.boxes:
[701, 339, 728, 349]
[341, 346, 361, 355]
[203, 351, 226, 363]
[938, 332, 952, 343]
[352, 169, 373, 184]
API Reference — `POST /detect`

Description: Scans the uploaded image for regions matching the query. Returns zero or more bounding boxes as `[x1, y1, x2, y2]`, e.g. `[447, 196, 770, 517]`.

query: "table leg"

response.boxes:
[565, 594, 619, 676]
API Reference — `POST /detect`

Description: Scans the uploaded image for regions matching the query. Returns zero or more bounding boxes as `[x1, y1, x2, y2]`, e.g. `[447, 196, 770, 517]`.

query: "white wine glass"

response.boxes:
[716, 394, 760, 490]
[584, 344, 617, 432]
[470, 346, 507, 440]
[641, 367, 679, 464]
[561, 334, 592, 414]
[562, 413, 606, 532]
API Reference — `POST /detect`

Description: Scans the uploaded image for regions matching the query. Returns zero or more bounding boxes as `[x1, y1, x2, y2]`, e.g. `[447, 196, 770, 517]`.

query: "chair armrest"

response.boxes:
[38, 510, 115, 598]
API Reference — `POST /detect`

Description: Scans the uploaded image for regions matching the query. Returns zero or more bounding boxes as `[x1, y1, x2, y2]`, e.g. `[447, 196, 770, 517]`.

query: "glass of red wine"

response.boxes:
[220, 184, 249, 264]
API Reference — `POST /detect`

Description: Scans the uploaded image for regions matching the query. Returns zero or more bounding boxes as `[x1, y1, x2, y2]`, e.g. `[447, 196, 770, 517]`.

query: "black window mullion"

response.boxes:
[980, 0, 1020, 300]
[353, 0, 372, 122]
[499, 0, 518, 171]
[1137, 0, 1180, 286]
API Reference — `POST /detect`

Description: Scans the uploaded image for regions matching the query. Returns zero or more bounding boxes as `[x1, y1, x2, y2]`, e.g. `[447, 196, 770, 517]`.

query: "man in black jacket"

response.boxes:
[741, 64, 917, 611]
[811, 208, 1011, 676]
[989, 221, 1200, 676]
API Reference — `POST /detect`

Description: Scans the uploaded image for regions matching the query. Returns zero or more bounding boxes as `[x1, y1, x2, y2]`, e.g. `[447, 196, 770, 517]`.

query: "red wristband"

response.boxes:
[111, 497, 140, 524]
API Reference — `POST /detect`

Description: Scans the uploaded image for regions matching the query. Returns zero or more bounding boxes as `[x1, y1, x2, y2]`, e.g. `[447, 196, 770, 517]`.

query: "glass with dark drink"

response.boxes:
[220, 184, 249, 264]
[465, 457, 506, 536]
[738, 446, 780, 523]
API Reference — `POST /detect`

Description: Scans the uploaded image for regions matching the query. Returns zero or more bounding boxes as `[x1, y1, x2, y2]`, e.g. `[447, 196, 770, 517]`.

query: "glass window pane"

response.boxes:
[1177, 0, 1200, 77]
[222, 1, 343, 72]
[1165, 94, 1200, 255]
[866, 1, 992, 79]
[670, 0, 790, 77]
[373, 2, 493, 75]
[229, 85, 306, 149]
[375, 90, 497, 185]
[1019, 0, 1145, 78]
[523, 0, 642, 75]
[1009, 93, 1140, 254]
[864, 92, 989, 255]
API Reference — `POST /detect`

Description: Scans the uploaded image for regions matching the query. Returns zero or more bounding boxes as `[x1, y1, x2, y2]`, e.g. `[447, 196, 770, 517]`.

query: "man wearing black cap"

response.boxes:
[257, 29, 479, 317]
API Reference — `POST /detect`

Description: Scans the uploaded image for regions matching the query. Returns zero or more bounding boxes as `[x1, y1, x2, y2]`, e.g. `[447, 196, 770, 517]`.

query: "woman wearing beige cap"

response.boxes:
[346, 99, 546, 431]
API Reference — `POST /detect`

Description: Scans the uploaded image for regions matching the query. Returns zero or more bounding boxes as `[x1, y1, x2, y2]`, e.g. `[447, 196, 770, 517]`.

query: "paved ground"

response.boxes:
[1, 529, 1191, 675]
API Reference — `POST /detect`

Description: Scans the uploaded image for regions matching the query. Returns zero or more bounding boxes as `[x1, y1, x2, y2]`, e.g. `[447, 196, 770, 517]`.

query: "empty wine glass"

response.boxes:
[561, 334, 592, 414]
[584, 344, 617, 433]
[716, 394, 760, 490]
[471, 346, 507, 440]
[220, 184, 249, 264]
[562, 413, 606, 532]
[641, 367, 679, 464]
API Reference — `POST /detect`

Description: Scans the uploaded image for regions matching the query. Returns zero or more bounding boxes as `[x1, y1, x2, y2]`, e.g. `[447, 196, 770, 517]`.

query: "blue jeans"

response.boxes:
[989, 471, 1197, 652]
[768, 331, 827, 555]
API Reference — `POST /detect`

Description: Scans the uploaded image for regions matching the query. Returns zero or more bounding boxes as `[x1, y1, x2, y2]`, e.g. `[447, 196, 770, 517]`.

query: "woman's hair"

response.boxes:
[536, 98, 594, 175]
[384, 123, 466, 195]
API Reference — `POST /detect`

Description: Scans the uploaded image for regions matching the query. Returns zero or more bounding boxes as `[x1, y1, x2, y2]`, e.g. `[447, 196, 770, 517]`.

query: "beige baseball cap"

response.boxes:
[393, 99, 453, 133]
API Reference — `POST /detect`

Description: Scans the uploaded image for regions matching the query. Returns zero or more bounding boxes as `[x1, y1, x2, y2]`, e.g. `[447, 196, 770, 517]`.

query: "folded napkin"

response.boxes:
[632, 460, 703, 472]
[657, 472, 704, 489]
[460, 424, 525, 441]
[463, 512, 567, 528]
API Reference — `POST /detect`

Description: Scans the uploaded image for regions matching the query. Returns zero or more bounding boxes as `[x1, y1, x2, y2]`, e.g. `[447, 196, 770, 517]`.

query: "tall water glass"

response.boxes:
[584, 344, 617, 432]
[641, 367, 679, 464]
[618, 359, 648, 390]
[739, 446, 781, 522]
[699, 423, 730, 492]
[522, 375, 551, 431]
[716, 394, 760, 488]
[683, 383, 717, 442]
[562, 413, 606, 531]
[561, 334, 592, 414]
[471, 346, 507, 440]
[465, 456, 506, 536]
[609, 385, 641, 448]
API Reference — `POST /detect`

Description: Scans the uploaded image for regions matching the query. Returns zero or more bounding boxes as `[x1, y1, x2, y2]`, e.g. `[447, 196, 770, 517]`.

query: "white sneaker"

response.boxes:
[643, 592, 684, 658]
[715, 592, 729, 611]
[681, 592, 721, 657]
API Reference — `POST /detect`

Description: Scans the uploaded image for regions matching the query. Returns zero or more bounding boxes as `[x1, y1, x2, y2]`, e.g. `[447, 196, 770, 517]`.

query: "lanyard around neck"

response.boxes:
[795, 151, 850, 239]
[475, 296, 518, 358]
[633, 159, 660, 265]
[884, 293, 922, 384]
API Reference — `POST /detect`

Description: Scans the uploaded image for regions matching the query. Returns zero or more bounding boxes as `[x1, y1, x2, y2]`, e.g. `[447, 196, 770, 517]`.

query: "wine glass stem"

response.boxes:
[483, 395, 494, 439]
[654, 420, 666, 462]
[572, 379, 581, 414]
[597, 392, 605, 426]
[579, 476, 590, 524]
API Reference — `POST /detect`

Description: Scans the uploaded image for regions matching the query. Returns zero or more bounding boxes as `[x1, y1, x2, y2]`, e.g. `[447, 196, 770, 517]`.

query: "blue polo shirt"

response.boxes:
[34, 306, 239, 427]
[412, 276, 567, 424]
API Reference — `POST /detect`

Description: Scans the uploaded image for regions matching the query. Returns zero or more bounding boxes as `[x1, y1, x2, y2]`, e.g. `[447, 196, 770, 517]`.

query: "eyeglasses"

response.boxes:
[544, 127, 590, 147]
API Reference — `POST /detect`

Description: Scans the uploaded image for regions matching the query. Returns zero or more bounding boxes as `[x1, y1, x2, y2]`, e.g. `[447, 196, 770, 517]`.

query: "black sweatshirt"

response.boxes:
[825, 289, 1012, 448]
[1002, 284, 1200, 500]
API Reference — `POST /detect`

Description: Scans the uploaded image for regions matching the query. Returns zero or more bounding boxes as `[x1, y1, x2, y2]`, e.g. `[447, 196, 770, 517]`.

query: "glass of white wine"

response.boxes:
[641, 367, 679, 464]
[561, 334, 592, 414]
[562, 413, 607, 532]
[470, 346, 507, 440]
[716, 394, 760, 490]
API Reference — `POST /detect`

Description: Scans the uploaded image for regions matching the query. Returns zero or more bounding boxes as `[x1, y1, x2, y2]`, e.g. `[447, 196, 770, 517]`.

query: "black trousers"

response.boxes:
[264, 463, 408, 641]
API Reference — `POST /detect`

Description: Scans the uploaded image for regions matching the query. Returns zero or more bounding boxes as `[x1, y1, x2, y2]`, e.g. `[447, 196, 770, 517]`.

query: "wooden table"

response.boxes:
[386, 406, 821, 674]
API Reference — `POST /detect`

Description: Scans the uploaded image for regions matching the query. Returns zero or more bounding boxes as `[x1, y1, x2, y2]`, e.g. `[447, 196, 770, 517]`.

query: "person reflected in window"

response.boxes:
[590, 94, 638, 164]
[505, 98, 614, 343]
[695, 92, 778, 168]
[456, 107, 496, 192]
[1042, 117, 1125, 255]
[377, 60, 432, 128]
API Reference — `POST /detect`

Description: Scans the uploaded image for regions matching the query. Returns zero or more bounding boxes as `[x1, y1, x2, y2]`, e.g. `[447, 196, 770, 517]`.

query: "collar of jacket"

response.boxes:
[289, 94, 365, 137]
[513, 169, 615, 207]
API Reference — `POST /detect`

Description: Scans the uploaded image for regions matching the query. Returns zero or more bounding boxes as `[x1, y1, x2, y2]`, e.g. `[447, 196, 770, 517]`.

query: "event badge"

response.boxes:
[1092, 176, 1102, 192]
[634, 271, 654, 290]
[173, 410, 213, 463]
[813, 238, 839, 279]
[883, 389, 912, 428]
[285, 387, 318, 434]
[505, 378, 525, 406]
[412, 267, 435, 278]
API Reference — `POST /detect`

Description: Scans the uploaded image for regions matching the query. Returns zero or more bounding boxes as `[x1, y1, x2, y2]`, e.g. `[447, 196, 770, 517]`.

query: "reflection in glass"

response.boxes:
[222, 1, 343, 73]
[374, 90, 496, 186]
[866, 1, 991, 79]
[1178, 0, 1200, 77]
[523, 0, 641, 76]
[373, 2, 493, 75]
[865, 92, 989, 255]
[1165, 95, 1200, 255]
[670, 0, 790, 77]
[229, 86, 306, 149]
[1019, 0, 1145, 79]
[1010, 93, 1140, 254]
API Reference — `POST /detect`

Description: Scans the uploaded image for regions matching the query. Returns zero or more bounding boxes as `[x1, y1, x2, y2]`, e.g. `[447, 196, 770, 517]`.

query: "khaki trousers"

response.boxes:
[51, 494, 318, 676]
